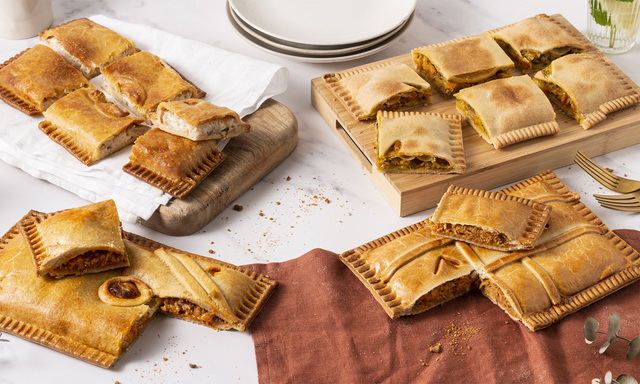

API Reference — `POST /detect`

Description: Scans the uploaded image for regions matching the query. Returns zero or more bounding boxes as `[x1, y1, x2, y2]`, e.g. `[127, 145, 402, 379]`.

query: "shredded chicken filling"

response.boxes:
[161, 298, 224, 327]
[434, 223, 510, 246]
[479, 280, 519, 319]
[535, 79, 579, 120]
[412, 274, 477, 314]
[54, 250, 126, 273]
[495, 39, 581, 70]
[381, 140, 451, 171]
[376, 90, 429, 115]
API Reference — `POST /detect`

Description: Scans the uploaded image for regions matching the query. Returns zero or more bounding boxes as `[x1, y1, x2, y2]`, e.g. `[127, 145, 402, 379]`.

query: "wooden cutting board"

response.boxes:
[310, 14, 640, 217]
[141, 99, 297, 236]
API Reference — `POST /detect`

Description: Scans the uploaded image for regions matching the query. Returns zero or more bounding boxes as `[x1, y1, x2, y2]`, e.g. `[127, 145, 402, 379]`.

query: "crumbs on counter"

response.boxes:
[189, 363, 201, 369]
[232, 204, 244, 212]
[429, 342, 442, 353]
[286, 176, 291, 181]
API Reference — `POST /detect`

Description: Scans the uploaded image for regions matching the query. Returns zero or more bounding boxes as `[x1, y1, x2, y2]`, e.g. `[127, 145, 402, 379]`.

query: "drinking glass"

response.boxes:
[587, 0, 640, 54]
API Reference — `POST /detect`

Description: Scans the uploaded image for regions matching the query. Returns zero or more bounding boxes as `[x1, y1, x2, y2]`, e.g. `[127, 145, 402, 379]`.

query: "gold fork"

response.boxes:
[594, 192, 640, 212]
[575, 151, 640, 193]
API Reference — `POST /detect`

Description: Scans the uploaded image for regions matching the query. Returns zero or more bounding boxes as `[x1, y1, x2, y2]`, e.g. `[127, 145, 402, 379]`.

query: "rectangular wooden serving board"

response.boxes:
[310, 14, 640, 217]
[140, 99, 297, 236]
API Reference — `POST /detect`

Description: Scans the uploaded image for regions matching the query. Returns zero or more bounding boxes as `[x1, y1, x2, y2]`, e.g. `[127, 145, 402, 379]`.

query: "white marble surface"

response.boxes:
[0, 1, 638, 383]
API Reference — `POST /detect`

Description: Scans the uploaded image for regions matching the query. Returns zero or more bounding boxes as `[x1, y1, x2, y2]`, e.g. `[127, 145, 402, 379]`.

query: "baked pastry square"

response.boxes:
[123, 128, 225, 198]
[461, 171, 640, 331]
[40, 18, 136, 78]
[375, 111, 465, 174]
[115, 233, 278, 332]
[534, 53, 640, 129]
[0, 44, 88, 115]
[324, 63, 431, 121]
[339, 221, 477, 319]
[19, 200, 129, 278]
[491, 14, 587, 71]
[101, 51, 205, 117]
[149, 98, 250, 141]
[40, 87, 147, 165]
[455, 75, 559, 149]
[0, 212, 158, 368]
[430, 185, 551, 251]
[412, 34, 515, 97]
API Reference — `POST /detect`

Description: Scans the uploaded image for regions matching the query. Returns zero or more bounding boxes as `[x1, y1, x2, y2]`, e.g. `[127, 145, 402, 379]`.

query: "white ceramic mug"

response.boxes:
[0, 0, 53, 39]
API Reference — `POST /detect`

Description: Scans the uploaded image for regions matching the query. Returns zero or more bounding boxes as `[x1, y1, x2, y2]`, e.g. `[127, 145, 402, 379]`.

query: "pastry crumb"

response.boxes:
[189, 363, 200, 369]
[232, 204, 243, 211]
[286, 176, 291, 181]
[429, 342, 442, 353]
[163, 357, 168, 361]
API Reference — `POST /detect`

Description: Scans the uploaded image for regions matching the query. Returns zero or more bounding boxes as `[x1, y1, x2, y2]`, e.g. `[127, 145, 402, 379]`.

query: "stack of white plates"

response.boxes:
[227, 0, 416, 63]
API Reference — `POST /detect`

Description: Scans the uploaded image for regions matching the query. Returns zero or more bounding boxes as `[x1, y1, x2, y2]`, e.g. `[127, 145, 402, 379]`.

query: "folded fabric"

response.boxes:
[248, 229, 640, 383]
[0, 15, 288, 221]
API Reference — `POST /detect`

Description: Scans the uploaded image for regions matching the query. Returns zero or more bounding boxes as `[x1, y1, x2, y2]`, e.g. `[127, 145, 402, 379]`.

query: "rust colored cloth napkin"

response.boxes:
[247, 230, 640, 384]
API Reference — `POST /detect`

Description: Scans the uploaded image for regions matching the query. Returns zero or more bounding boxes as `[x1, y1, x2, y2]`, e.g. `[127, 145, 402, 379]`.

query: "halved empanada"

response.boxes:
[491, 14, 586, 71]
[412, 34, 514, 97]
[455, 75, 559, 149]
[376, 110, 465, 174]
[324, 63, 431, 120]
[534, 53, 640, 129]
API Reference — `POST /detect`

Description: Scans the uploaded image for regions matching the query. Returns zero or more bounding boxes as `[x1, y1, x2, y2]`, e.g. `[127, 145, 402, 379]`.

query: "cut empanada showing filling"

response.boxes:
[411, 35, 515, 97]
[160, 297, 226, 328]
[533, 53, 640, 129]
[490, 14, 586, 71]
[433, 223, 510, 248]
[411, 273, 478, 314]
[376, 111, 465, 174]
[52, 250, 129, 277]
[455, 99, 488, 140]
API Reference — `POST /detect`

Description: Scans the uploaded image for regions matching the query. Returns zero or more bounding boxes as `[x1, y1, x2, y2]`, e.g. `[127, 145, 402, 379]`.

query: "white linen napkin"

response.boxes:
[0, 15, 288, 222]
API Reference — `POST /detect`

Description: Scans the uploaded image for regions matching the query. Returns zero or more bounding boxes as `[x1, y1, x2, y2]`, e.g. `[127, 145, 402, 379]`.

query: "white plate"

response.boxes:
[228, 4, 412, 63]
[229, 5, 407, 56]
[228, 0, 415, 47]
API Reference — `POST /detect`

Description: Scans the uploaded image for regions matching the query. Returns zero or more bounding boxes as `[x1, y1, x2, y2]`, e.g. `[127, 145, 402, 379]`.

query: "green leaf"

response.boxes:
[590, 0, 612, 27]
[628, 336, 640, 359]
[585, 317, 600, 344]
[617, 375, 639, 384]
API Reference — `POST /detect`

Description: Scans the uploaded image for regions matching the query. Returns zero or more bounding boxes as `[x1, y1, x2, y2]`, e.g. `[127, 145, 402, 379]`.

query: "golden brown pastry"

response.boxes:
[123, 128, 224, 198]
[19, 200, 129, 278]
[0, 44, 88, 115]
[149, 99, 250, 141]
[491, 14, 586, 71]
[412, 34, 515, 96]
[430, 185, 551, 251]
[101, 51, 204, 117]
[339, 222, 476, 319]
[40, 18, 136, 78]
[0, 212, 157, 368]
[376, 111, 465, 174]
[324, 63, 431, 120]
[455, 75, 559, 149]
[40, 87, 147, 165]
[534, 53, 640, 129]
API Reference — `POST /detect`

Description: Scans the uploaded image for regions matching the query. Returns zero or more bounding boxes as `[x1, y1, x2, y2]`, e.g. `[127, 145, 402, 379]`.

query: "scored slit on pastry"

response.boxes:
[430, 185, 552, 251]
[0, 45, 88, 115]
[411, 34, 515, 97]
[375, 110, 465, 174]
[533, 52, 640, 129]
[149, 98, 250, 141]
[39, 87, 148, 165]
[490, 14, 587, 71]
[123, 128, 225, 198]
[39, 18, 137, 78]
[19, 200, 129, 278]
[454, 75, 559, 149]
[323, 63, 431, 121]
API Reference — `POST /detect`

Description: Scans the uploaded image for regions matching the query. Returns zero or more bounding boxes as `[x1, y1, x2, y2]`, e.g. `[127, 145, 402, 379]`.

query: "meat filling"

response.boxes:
[379, 140, 451, 171]
[160, 298, 225, 327]
[53, 250, 127, 275]
[411, 274, 477, 314]
[433, 222, 510, 247]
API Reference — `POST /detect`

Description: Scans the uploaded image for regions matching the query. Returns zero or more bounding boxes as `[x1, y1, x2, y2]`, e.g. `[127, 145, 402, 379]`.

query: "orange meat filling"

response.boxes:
[161, 298, 225, 327]
[54, 250, 127, 274]
[411, 274, 477, 314]
[433, 222, 509, 247]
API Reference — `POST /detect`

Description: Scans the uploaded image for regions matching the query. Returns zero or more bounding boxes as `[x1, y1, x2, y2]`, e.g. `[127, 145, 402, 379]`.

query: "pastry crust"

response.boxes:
[149, 98, 250, 141]
[0, 45, 88, 115]
[375, 111, 465, 174]
[454, 75, 559, 149]
[430, 185, 551, 251]
[0, 212, 158, 368]
[122, 232, 278, 332]
[19, 200, 129, 278]
[491, 14, 587, 71]
[101, 51, 205, 117]
[123, 128, 225, 198]
[40, 18, 136, 78]
[324, 63, 431, 120]
[534, 53, 640, 129]
[40, 87, 147, 165]
[412, 34, 515, 96]
[339, 221, 477, 319]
